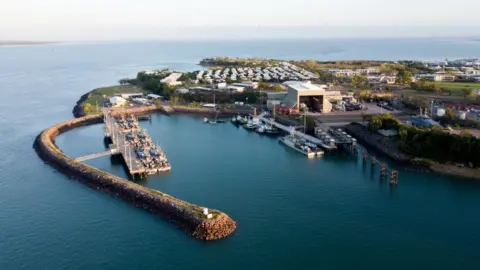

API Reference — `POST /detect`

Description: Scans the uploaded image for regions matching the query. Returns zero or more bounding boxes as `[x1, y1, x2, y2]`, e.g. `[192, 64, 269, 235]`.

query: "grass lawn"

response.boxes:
[84, 85, 149, 106]
[402, 82, 480, 100]
[433, 81, 480, 95]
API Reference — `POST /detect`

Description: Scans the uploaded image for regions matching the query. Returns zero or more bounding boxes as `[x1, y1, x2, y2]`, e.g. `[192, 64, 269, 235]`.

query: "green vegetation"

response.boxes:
[395, 69, 413, 85]
[350, 74, 368, 89]
[366, 113, 480, 167]
[258, 82, 285, 91]
[294, 60, 386, 70]
[82, 85, 148, 113]
[408, 81, 480, 97]
[122, 70, 177, 99]
[200, 57, 279, 67]
[178, 90, 261, 105]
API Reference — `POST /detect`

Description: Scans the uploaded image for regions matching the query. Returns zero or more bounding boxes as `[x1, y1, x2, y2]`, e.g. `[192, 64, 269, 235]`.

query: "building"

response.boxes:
[380, 76, 396, 84]
[120, 93, 143, 99]
[161, 72, 183, 86]
[227, 86, 245, 93]
[281, 81, 351, 113]
[147, 94, 162, 100]
[407, 115, 441, 127]
[216, 82, 227, 89]
[231, 82, 259, 89]
[266, 92, 288, 109]
[176, 88, 190, 94]
[109, 96, 127, 107]
[435, 73, 456, 82]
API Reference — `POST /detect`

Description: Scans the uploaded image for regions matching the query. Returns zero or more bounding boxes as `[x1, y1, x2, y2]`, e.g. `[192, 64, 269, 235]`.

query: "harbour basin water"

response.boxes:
[1, 40, 480, 269]
[52, 114, 480, 269]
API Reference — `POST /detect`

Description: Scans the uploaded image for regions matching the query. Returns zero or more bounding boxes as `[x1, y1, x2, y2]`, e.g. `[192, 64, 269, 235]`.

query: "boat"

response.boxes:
[279, 134, 317, 158]
[303, 141, 324, 156]
[255, 124, 266, 134]
[208, 120, 217, 125]
[244, 118, 261, 130]
[237, 116, 248, 125]
[203, 117, 209, 123]
[231, 116, 237, 123]
[264, 124, 279, 135]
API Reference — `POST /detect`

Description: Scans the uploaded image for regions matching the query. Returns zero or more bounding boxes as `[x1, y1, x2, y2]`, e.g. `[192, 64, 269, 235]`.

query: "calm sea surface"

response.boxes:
[1, 39, 480, 270]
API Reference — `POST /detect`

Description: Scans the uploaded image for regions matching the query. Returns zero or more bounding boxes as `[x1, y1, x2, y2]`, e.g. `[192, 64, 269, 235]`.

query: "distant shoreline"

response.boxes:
[0, 41, 58, 47]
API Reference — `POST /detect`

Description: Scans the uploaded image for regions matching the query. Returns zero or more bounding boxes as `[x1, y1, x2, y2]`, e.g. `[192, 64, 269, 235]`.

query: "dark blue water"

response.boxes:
[1, 39, 480, 270]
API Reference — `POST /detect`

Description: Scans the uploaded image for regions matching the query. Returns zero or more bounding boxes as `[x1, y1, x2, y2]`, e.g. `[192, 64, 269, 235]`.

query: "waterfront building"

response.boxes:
[109, 96, 127, 107]
[280, 81, 353, 113]
[231, 82, 259, 89]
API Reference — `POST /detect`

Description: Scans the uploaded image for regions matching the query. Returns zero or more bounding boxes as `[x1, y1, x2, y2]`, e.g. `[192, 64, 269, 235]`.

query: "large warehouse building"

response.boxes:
[278, 81, 353, 113]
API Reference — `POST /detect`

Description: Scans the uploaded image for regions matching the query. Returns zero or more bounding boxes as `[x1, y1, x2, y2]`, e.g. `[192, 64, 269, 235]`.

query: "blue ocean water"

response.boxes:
[0, 39, 480, 270]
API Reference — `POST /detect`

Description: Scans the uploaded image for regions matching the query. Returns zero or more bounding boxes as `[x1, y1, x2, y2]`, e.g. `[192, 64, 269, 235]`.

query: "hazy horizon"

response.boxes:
[2, 0, 480, 41]
[2, 26, 480, 42]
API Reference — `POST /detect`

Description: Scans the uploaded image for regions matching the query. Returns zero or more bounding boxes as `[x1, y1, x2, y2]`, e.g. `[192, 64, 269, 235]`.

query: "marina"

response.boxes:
[279, 134, 324, 158]
[75, 108, 171, 177]
[104, 110, 171, 176]
[228, 109, 359, 156]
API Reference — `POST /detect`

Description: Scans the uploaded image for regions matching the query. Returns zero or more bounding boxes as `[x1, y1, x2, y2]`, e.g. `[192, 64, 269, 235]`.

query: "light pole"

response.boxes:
[430, 100, 434, 118]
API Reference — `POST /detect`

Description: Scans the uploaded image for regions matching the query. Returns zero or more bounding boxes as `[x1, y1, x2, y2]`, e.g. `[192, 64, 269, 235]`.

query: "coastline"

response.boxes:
[344, 123, 480, 179]
[33, 110, 236, 240]
[0, 41, 58, 47]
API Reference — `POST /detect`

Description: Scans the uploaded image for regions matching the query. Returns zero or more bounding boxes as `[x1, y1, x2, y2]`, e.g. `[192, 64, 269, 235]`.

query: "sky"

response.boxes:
[1, 0, 479, 41]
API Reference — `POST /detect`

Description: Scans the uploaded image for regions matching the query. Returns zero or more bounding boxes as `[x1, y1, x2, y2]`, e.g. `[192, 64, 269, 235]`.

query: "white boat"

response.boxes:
[304, 141, 324, 156]
[264, 124, 279, 135]
[256, 124, 266, 134]
[231, 116, 237, 123]
[203, 117, 209, 123]
[279, 135, 316, 158]
[243, 120, 256, 130]
[244, 117, 261, 130]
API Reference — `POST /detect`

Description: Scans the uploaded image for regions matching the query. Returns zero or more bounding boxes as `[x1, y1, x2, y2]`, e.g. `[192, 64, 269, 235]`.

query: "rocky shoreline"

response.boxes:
[33, 111, 236, 240]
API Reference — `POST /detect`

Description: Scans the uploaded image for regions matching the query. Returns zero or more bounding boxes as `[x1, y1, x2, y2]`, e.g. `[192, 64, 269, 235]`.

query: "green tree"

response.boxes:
[350, 74, 368, 89]
[462, 88, 472, 99]
[170, 95, 179, 106]
[83, 103, 93, 114]
[399, 128, 408, 142]
[444, 107, 458, 122]
[396, 70, 413, 85]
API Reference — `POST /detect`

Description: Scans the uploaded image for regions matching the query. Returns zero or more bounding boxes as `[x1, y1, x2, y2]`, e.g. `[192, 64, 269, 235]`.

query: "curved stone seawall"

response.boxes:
[34, 110, 236, 240]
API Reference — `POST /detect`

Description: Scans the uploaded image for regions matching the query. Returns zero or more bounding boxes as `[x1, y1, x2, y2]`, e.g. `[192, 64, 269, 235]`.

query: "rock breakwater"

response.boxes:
[33, 111, 236, 240]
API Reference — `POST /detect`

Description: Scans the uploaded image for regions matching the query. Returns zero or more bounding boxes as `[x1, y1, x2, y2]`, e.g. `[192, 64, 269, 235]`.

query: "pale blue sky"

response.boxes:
[1, 0, 479, 40]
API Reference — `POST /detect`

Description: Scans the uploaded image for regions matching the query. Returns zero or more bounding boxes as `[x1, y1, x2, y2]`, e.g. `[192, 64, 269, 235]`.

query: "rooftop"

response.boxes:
[288, 82, 327, 92]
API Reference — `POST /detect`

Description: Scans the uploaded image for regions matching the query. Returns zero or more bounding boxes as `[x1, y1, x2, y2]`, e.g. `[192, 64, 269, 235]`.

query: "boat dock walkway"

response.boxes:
[75, 150, 113, 162]
[258, 113, 336, 150]
[74, 108, 170, 176]
[103, 110, 151, 175]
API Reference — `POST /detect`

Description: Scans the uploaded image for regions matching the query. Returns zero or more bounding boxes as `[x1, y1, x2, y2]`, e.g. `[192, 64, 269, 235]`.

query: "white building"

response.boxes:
[176, 88, 190, 94]
[147, 94, 163, 100]
[231, 82, 259, 89]
[120, 93, 143, 99]
[282, 81, 350, 113]
[227, 86, 245, 93]
[161, 72, 183, 86]
[109, 96, 127, 107]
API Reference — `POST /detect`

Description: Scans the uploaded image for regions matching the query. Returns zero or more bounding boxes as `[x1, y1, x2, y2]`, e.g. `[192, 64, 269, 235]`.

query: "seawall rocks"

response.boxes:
[33, 110, 236, 240]
[344, 123, 411, 162]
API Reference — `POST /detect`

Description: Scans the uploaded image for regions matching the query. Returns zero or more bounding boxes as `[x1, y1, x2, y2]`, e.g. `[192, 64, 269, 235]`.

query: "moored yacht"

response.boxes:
[279, 134, 321, 158]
